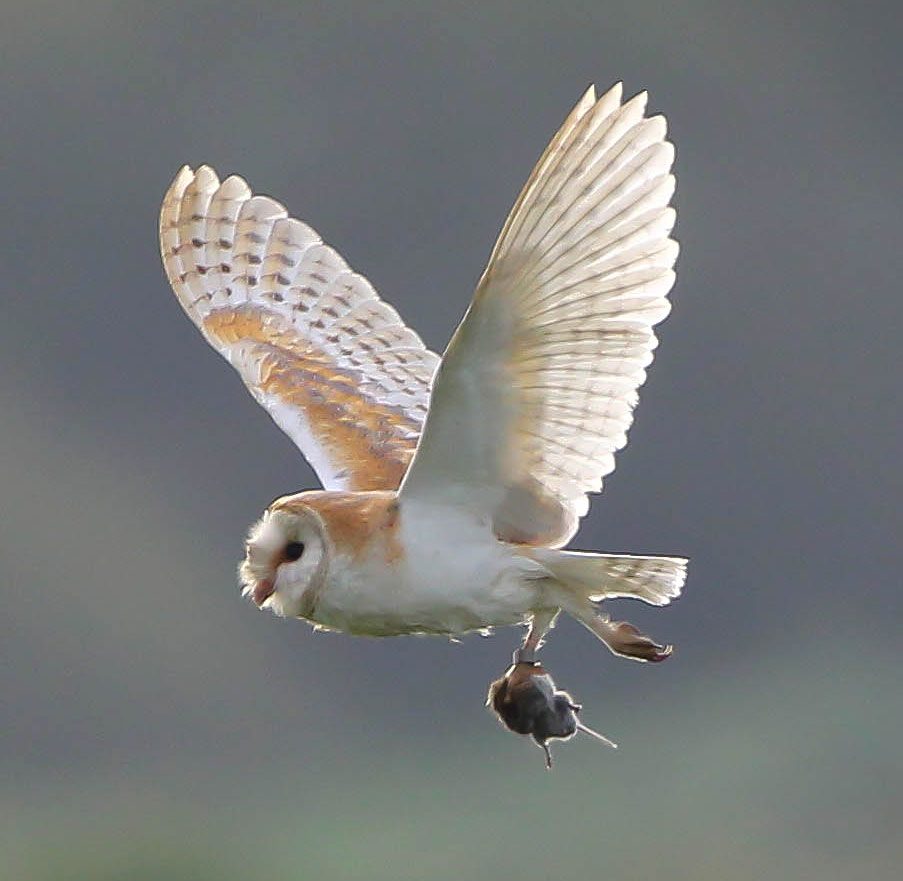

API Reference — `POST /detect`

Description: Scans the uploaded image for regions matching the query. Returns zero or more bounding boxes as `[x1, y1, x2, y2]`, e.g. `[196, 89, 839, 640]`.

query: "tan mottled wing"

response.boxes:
[401, 84, 677, 545]
[160, 166, 439, 491]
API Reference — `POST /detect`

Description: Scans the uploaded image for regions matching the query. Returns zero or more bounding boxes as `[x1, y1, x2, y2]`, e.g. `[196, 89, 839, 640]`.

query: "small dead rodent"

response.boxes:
[487, 659, 616, 768]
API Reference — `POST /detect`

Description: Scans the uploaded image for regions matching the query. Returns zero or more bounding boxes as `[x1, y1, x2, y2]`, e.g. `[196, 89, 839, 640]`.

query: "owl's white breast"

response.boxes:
[309, 499, 542, 637]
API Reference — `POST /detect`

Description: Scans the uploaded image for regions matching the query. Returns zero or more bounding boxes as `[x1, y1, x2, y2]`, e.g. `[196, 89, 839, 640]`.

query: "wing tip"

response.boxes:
[219, 172, 253, 200]
[193, 164, 220, 190]
[165, 164, 194, 201]
[597, 80, 623, 104]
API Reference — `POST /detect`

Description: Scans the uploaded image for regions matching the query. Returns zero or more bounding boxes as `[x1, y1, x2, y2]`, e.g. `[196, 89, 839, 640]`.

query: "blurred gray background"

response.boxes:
[2, 2, 901, 879]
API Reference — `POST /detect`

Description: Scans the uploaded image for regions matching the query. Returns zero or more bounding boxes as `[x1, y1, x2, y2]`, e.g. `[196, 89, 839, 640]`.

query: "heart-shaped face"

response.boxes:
[240, 504, 329, 619]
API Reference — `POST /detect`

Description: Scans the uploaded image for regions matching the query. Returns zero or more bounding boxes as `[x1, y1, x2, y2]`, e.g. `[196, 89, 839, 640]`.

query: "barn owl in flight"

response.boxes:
[160, 83, 687, 691]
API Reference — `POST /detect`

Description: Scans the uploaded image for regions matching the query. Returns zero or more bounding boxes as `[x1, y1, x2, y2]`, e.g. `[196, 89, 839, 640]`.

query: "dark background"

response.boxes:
[2, 2, 900, 879]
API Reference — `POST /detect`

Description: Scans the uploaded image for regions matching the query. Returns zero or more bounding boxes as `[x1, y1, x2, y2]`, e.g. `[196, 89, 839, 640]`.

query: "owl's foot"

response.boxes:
[604, 620, 673, 662]
[487, 660, 616, 769]
[577, 614, 673, 663]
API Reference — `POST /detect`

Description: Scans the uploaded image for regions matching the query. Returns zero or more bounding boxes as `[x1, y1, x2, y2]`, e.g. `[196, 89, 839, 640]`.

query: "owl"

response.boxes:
[160, 82, 687, 672]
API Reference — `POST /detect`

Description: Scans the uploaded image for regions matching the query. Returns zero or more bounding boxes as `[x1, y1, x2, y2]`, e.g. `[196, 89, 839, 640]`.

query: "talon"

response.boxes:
[651, 644, 673, 663]
[608, 621, 673, 663]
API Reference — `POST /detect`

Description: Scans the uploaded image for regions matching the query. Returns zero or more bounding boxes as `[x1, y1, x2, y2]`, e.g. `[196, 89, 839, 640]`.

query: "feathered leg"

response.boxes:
[569, 606, 673, 663]
[515, 608, 559, 663]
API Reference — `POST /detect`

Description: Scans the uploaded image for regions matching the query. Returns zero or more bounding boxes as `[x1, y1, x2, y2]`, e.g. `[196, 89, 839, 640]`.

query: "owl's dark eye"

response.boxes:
[283, 541, 305, 562]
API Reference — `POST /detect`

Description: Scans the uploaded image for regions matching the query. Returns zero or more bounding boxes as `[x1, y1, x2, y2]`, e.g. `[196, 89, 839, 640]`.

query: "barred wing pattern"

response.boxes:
[402, 84, 678, 546]
[160, 166, 440, 491]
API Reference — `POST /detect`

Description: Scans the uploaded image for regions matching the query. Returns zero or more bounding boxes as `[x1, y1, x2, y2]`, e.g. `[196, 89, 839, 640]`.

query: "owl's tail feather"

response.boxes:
[527, 548, 687, 606]
[523, 548, 687, 663]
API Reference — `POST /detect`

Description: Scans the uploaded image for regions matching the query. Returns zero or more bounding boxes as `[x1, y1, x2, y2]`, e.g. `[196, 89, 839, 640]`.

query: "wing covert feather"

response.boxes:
[160, 166, 439, 491]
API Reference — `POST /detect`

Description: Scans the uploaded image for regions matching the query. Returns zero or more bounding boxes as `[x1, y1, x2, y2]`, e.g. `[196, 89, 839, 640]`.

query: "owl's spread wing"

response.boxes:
[160, 166, 439, 491]
[401, 84, 677, 545]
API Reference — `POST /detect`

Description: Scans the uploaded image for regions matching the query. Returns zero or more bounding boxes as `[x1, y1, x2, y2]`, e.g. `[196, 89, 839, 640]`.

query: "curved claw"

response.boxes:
[586, 618, 674, 663]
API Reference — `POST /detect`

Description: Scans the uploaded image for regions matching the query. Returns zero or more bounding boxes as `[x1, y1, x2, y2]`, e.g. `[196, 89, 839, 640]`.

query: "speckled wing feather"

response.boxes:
[402, 84, 677, 545]
[160, 166, 439, 491]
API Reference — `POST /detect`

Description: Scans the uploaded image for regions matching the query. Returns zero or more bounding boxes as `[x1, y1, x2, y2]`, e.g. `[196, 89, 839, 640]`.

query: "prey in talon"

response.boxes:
[159, 82, 688, 759]
[488, 656, 617, 769]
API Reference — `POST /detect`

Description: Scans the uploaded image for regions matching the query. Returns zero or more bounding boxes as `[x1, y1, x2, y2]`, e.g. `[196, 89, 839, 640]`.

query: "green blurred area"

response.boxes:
[6, 649, 901, 880]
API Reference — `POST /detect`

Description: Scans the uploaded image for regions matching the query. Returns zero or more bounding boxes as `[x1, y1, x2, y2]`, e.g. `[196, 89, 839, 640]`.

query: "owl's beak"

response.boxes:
[252, 578, 276, 607]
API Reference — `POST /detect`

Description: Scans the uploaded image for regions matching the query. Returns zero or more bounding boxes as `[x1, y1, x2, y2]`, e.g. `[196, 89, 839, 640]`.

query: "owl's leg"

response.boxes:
[538, 580, 672, 663]
[514, 608, 560, 664]
[576, 610, 672, 663]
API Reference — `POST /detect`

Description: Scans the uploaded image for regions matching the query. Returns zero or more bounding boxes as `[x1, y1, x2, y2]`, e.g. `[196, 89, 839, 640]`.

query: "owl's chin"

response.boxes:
[251, 578, 275, 607]
[265, 587, 308, 619]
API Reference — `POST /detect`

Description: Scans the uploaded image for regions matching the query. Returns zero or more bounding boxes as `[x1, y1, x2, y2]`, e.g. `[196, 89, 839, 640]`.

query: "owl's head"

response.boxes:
[239, 502, 329, 618]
